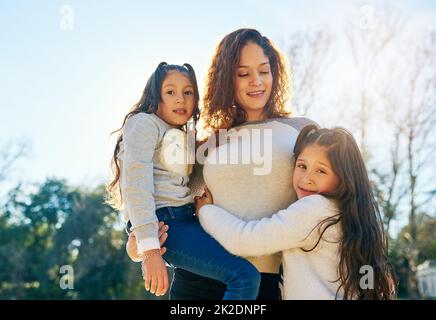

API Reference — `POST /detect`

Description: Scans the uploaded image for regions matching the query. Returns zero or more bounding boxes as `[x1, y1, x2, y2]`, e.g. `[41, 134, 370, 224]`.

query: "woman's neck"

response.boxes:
[245, 110, 265, 123]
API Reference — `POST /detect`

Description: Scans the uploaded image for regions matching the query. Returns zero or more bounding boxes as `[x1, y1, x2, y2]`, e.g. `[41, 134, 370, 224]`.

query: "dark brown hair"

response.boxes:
[294, 125, 396, 300]
[203, 28, 290, 130]
[107, 62, 200, 209]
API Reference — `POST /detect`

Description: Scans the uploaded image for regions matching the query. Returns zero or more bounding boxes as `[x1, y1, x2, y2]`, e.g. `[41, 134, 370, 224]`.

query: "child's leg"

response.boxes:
[163, 218, 260, 300]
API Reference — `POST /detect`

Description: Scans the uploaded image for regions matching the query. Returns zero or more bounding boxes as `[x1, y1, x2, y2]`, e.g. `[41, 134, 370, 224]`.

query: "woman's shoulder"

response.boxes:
[272, 116, 319, 131]
[231, 116, 318, 131]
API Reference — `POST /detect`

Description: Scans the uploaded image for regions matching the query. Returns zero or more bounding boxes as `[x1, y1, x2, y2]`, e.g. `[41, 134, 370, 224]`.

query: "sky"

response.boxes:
[1, 0, 435, 197]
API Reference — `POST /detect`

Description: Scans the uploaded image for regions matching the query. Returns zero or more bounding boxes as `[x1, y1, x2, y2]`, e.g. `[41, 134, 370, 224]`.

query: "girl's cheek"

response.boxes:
[292, 173, 299, 188]
[187, 100, 194, 110]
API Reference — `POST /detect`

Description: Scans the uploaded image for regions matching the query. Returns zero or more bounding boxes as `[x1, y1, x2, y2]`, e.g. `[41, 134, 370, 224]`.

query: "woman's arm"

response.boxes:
[198, 194, 338, 257]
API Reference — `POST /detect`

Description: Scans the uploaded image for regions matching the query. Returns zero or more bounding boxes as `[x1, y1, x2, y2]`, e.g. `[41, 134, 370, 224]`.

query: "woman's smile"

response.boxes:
[246, 90, 266, 98]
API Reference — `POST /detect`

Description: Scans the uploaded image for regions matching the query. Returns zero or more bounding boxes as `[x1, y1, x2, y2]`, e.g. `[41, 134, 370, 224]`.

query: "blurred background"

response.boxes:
[0, 0, 435, 299]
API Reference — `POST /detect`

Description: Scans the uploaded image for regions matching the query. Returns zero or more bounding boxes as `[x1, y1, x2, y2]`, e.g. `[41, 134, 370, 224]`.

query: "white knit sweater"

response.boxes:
[198, 195, 344, 300]
[202, 117, 317, 274]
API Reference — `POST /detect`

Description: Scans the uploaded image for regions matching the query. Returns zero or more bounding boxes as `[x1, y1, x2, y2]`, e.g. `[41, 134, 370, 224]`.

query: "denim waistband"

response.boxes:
[125, 203, 195, 235]
[156, 203, 196, 221]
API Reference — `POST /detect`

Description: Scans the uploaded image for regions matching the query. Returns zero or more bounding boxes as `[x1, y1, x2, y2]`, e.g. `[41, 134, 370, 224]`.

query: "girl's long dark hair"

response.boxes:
[106, 62, 200, 209]
[294, 125, 396, 300]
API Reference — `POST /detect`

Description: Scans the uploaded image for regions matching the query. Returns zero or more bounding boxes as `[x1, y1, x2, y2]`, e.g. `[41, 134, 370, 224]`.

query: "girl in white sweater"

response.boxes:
[195, 125, 396, 300]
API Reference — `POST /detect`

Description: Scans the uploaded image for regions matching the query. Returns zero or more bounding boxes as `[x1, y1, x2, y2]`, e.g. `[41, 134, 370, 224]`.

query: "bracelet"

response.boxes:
[141, 249, 161, 262]
[140, 249, 162, 281]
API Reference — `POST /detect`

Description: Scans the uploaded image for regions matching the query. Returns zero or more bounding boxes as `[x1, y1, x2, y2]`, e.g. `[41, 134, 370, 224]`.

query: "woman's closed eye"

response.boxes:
[238, 71, 269, 77]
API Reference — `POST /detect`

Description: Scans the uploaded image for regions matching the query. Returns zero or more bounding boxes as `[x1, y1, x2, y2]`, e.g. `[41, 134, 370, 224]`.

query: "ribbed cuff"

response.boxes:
[136, 237, 161, 256]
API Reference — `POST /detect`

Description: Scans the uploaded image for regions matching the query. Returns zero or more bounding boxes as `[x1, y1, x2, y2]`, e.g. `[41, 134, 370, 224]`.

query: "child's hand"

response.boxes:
[126, 233, 142, 262]
[126, 222, 168, 262]
[142, 251, 169, 296]
[194, 187, 213, 216]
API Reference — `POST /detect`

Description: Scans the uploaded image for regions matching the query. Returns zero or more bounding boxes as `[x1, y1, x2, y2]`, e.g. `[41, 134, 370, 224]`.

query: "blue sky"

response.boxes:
[1, 0, 435, 193]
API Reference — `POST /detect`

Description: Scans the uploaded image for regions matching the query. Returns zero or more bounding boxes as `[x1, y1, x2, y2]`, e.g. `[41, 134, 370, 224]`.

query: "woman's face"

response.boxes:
[234, 42, 273, 122]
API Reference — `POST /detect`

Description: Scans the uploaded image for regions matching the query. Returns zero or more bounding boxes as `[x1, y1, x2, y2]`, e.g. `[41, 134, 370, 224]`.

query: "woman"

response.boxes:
[168, 28, 318, 300]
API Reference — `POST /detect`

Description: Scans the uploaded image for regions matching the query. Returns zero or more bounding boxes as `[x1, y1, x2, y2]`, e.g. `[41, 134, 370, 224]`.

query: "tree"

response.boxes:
[344, 4, 404, 160]
[391, 213, 436, 298]
[285, 5, 436, 299]
[380, 28, 436, 298]
[0, 139, 29, 184]
[287, 29, 333, 116]
[0, 178, 157, 299]
[0, 179, 76, 298]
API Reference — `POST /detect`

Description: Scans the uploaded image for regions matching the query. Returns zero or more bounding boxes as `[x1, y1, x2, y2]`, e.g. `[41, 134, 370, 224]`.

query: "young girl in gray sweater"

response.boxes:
[107, 62, 260, 299]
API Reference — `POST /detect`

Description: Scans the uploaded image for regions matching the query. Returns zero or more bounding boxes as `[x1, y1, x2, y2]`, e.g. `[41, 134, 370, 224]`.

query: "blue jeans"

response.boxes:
[156, 204, 260, 300]
[170, 269, 281, 300]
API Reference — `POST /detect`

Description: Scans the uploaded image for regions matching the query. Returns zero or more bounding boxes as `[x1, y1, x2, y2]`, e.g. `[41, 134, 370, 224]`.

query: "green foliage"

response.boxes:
[0, 178, 167, 300]
[388, 213, 436, 298]
[1, 177, 433, 300]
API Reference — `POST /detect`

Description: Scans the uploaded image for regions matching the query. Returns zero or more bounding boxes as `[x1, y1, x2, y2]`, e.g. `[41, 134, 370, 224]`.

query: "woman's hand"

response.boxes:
[194, 187, 213, 216]
[126, 222, 168, 262]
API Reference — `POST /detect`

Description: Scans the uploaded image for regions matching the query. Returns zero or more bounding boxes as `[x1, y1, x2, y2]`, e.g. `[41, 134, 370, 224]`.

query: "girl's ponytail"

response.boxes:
[183, 63, 200, 122]
[150, 62, 168, 113]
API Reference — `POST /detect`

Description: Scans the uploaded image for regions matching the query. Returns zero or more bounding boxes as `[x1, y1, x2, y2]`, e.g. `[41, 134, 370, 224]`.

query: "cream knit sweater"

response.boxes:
[202, 117, 317, 273]
[198, 195, 344, 300]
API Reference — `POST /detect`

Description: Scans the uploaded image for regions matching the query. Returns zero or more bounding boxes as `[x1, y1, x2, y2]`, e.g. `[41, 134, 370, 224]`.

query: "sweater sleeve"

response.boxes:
[121, 114, 160, 254]
[198, 195, 338, 257]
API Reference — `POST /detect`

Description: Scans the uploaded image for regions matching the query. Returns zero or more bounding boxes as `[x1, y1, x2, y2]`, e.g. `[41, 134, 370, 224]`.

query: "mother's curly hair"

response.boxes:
[203, 28, 291, 130]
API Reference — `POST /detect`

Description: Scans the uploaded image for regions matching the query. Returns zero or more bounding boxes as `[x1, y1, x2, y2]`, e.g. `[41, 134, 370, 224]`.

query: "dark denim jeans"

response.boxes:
[170, 268, 281, 300]
[156, 204, 260, 300]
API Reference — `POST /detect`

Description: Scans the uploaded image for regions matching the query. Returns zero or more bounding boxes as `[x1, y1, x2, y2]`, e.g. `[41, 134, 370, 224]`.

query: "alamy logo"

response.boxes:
[59, 265, 74, 290]
[60, 5, 74, 30]
[359, 265, 374, 290]
[359, 4, 375, 31]
[161, 126, 273, 175]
